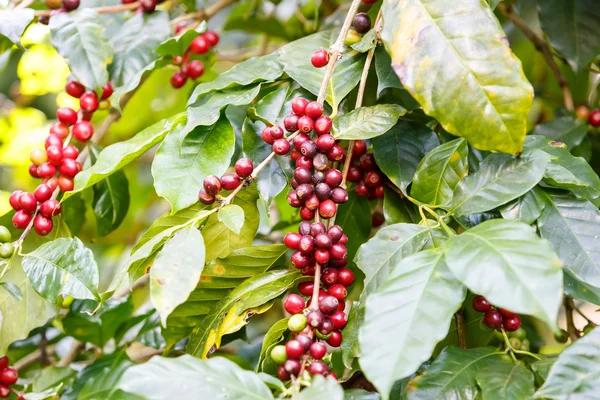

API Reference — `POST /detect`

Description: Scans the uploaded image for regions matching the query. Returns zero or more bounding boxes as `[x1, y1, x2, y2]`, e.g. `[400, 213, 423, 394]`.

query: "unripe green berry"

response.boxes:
[0, 243, 14, 259]
[288, 314, 307, 332]
[0, 226, 10, 243]
[583, 323, 595, 335]
[270, 345, 288, 364]
[510, 327, 527, 340]
[554, 329, 569, 343]
[344, 30, 361, 46]
[509, 337, 521, 350]
[520, 339, 530, 352]
[315, 330, 331, 340]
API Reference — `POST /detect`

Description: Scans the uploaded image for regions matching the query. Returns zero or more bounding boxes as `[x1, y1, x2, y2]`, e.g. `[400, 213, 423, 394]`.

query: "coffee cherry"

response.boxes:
[287, 191, 302, 208]
[286, 340, 305, 359]
[0, 243, 14, 259]
[315, 233, 332, 249]
[58, 176, 74, 192]
[0, 385, 9, 399]
[296, 333, 312, 351]
[308, 360, 329, 375]
[310, 222, 326, 237]
[472, 296, 491, 312]
[29, 164, 40, 178]
[46, 177, 58, 191]
[319, 199, 336, 219]
[273, 139, 291, 155]
[355, 181, 369, 196]
[314, 116, 332, 135]
[198, 188, 215, 205]
[503, 315, 522, 332]
[0, 357, 7, 370]
[66, 80, 85, 98]
[50, 122, 69, 138]
[235, 158, 254, 178]
[293, 133, 310, 151]
[322, 268, 338, 285]
[499, 308, 517, 318]
[293, 168, 311, 184]
[101, 82, 114, 99]
[327, 225, 343, 242]
[45, 134, 63, 150]
[12, 210, 32, 229]
[59, 158, 79, 177]
[204, 30, 220, 46]
[315, 249, 330, 264]
[221, 173, 241, 190]
[34, 214, 53, 236]
[327, 330, 342, 347]
[283, 359, 301, 376]
[62, 145, 79, 160]
[331, 188, 348, 204]
[80, 91, 99, 113]
[56, 107, 78, 126]
[277, 365, 290, 381]
[30, 148, 48, 166]
[338, 268, 354, 286]
[284, 232, 302, 249]
[328, 283, 347, 300]
[484, 310, 503, 329]
[300, 207, 315, 220]
[589, 109, 600, 127]
[184, 60, 205, 79]
[288, 314, 308, 332]
[360, 153, 376, 171]
[374, 186, 384, 198]
[309, 342, 327, 360]
[299, 235, 315, 254]
[34, 184, 53, 203]
[365, 170, 382, 187]
[270, 126, 284, 140]
[292, 97, 308, 116]
[324, 169, 343, 188]
[312, 183, 328, 201]
[37, 162, 56, 178]
[353, 140, 367, 158]
[353, 13, 371, 33]
[319, 317, 334, 335]
[296, 184, 314, 201]
[40, 199, 61, 217]
[271, 345, 288, 364]
[290, 149, 301, 161]
[171, 71, 187, 88]
[311, 49, 329, 68]
[305, 102, 323, 119]
[298, 282, 314, 296]
[63, 0, 80, 10]
[319, 295, 339, 315]
[299, 221, 312, 236]
[302, 265, 316, 276]
[291, 251, 311, 269]
[297, 116, 314, 133]
[307, 310, 324, 328]
[316, 134, 335, 152]
[73, 121, 94, 142]
[190, 36, 209, 54]
[284, 115, 299, 132]
[9, 191, 23, 211]
[327, 145, 344, 161]
[46, 145, 63, 165]
[0, 227, 10, 243]
[203, 175, 222, 196]
[331, 311, 348, 329]
[18, 192, 36, 213]
[330, 243, 347, 260]
[284, 294, 305, 315]
[261, 126, 274, 144]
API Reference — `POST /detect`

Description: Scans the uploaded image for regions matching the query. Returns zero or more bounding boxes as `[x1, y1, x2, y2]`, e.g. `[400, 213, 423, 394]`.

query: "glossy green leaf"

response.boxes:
[333, 105, 406, 140]
[336, 191, 372, 274]
[563, 270, 600, 306]
[152, 116, 234, 212]
[360, 249, 466, 397]
[223, 1, 303, 41]
[445, 219, 563, 328]
[22, 237, 100, 302]
[92, 168, 129, 237]
[531, 358, 556, 385]
[117, 355, 273, 399]
[156, 21, 206, 57]
[257, 318, 289, 373]
[150, 225, 205, 326]
[0, 9, 34, 46]
[411, 138, 468, 207]
[33, 366, 76, 393]
[279, 30, 365, 110]
[381, 0, 533, 154]
[447, 150, 549, 216]
[538, 192, 600, 288]
[218, 205, 245, 235]
[341, 302, 363, 369]
[345, 389, 381, 400]
[406, 347, 506, 400]
[534, 327, 600, 399]
[538, 0, 600, 71]
[49, 9, 114, 90]
[531, 116, 588, 150]
[66, 113, 185, 199]
[374, 46, 402, 96]
[383, 186, 419, 224]
[186, 269, 302, 358]
[373, 120, 439, 194]
[475, 363, 535, 400]
[499, 186, 546, 225]
[351, 29, 378, 53]
[298, 375, 343, 400]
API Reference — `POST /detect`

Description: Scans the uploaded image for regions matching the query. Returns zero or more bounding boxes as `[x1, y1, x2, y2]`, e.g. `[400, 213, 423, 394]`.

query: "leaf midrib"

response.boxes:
[433, 351, 500, 399]
[25, 252, 97, 298]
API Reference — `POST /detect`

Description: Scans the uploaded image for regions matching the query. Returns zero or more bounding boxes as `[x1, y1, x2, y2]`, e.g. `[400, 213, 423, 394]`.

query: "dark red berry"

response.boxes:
[73, 121, 94, 142]
[310, 222, 326, 237]
[353, 140, 367, 158]
[62, 0, 80, 10]
[589, 109, 600, 127]
[305, 102, 323, 119]
[284, 232, 302, 249]
[327, 330, 342, 347]
[292, 97, 308, 116]
[309, 342, 327, 360]
[34, 184, 53, 203]
[503, 315, 522, 332]
[472, 296, 491, 313]
[191, 36, 210, 54]
[300, 207, 315, 220]
[18, 192, 37, 213]
[40, 199, 61, 217]
[499, 308, 517, 318]
[327, 145, 344, 161]
[316, 134, 335, 153]
[328, 284, 347, 300]
[331, 311, 348, 329]
[287, 191, 302, 208]
[66, 80, 85, 98]
[101, 81, 114, 99]
[360, 153, 376, 171]
[198, 189, 215, 205]
[294, 168, 312, 184]
[319, 199, 336, 219]
[307, 310, 324, 328]
[184, 60, 205, 79]
[299, 221, 312, 236]
[296, 333, 313, 351]
[29, 164, 40, 178]
[324, 169, 343, 188]
[365, 170, 382, 187]
[277, 365, 290, 381]
[220, 173, 240, 190]
[327, 225, 343, 242]
[297, 116, 314, 133]
[235, 158, 254, 178]
[284, 115, 299, 132]
[80, 91, 99, 113]
[319, 295, 339, 315]
[338, 268, 354, 286]
[202, 175, 222, 196]
[374, 185, 384, 198]
[322, 268, 338, 285]
[484, 310, 503, 329]
[270, 126, 284, 140]
[311, 49, 329, 68]
[314, 116, 332, 135]
[291, 251, 311, 269]
[296, 184, 314, 201]
[170, 71, 187, 88]
[308, 360, 329, 375]
[315, 233, 332, 249]
[299, 235, 315, 254]
[315, 249, 330, 264]
[273, 139, 291, 155]
[298, 282, 314, 296]
[46, 145, 63, 165]
[314, 183, 331, 201]
[9, 191, 22, 210]
[353, 12, 371, 33]
[355, 181, 369, 196]
[34, 214, 53, 236]
[284, 294, 305, 315]
[293, 133, 310, 151]
[283, 359, 301, 376]
[56, 107, 77, 126]
[331, 188, 348, 204]
[319, 317, 334, 335]
[0, 357, 7, 370]
[286, 340, 305, 359]
[12, 210, 32, 229]
[204, 30, 219, 46]
[261, 126, 274, 144]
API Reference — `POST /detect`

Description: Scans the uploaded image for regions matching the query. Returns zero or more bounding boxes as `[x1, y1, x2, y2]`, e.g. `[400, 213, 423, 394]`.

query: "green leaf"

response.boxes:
[381, 0, 533, 154]
[0, 282, 22, 301]
[534, 327, 600, 399]
[538, 0, 600, 71]
[49, 9, 114, 90]
[257, 318, 289, 373]
[163, 244, 287, 345]
[447, 150, 549, 216]
[563, 269, 600, 306]
[117, 355, 273, 399]
[22, 237, 100, 301]
[499, 186, 546, 225]
[538, 192, 600, 288]
[152, 116, 234, 212]
[475, 363, 535, 400]
[374, 46, 402, 96]
[531, 357, 556, 385]
[156, 21, 206, 57]
[351, 29, 378, 53]
[345, 389, 381, 400]
[445, 219, 563, 328]
[109, 12, 170, 87]
[218, 205, 245, 235]
[355, 223, 446, 295]
[359, 249, 466, 397]
[0, 9, 34, 46]
[150, 226, 205, 326]
[373, 120, 439, 194]
[186, 269, 303, 358]
[66, 113, 185, 200]
[406, 347, 506, 400]
[341, 302, 363, 369]
[333, 105, 406, 140]
[336, 191, 372, 274]
[33, 366, 76, 393]
[188, 53, 282, 103]
[180, 85, 261, 141]
[411, 138, 468, 207]
[531, 116, 588, 150]
[279, 31, 365, 111]
[383, 186, 419, 224]
[298, 375, 343, 400]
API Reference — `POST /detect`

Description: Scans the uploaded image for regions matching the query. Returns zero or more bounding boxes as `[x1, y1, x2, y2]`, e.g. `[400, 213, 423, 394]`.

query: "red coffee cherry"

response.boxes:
[40, 199, 62, 217]
[203, 175, 222, 196]
[9, 191, 23, 211]
[46, 145, 63, 165]
[484, 310, 503, 329]
[365, 170, 383, 187]
[307, 360, 329, 375]
[589, 109, 600, 127]
[73, 121, 94, 142]
[56, 107, 78, 126]
[270, 126, 284, 140]
[190, 36, 210, 54]
[283, 294, 305, 315]
[284, 232, 302, 249]
[293, 133, 310, 151]
[360, 153, 376, 171]
[0, 385, 9, 399]
[101, 81, 114, 99]
[331, 311, 348, 329]
[29, 164, 40, 178]
[297, 116, 314, 133]
[285, 340, 304, 359]
[296, 156, 313, 169]
[374, 185, 384, 198]
[347, 165, 363, 182]
[57, 176, 74, 192]
[309, 342, 327, 360]
[63, 145, 79, 159]
[34, 214, 53, 236]
[328, 283, 347, 300]
[59, 158, 79, 177]
[235, 158, 254, 178]
[300, 141, 317, 158]
[171, 71, 187, 88]
[305, 101, 323, 119]
[0, 357, 7, 370]
[310, 222, 326, 236]
[353, 12, 371, 33]
[277, 365, 290, 381]
[338, 268, 354, 286]
[37, 162, 56, 178]
[63, 0, 80, 11]
[319, 199, 337, 219]
[472, 296, 492, 312]
[324, 169, 343, 188]
[503, 315, 522, 332]
[311, 49, 329, 68]
[19, 192, 37, 213]
[184, 60, 205, 79]
[316, 134, 335, 152]
[283, 359, 301, 376]
[198, 189, 215, 205]
[284, 115, 299, 132]
[66, 80, 85, 98]
[331, 188, 348, 204]
[203, 30, 220, 46]
[12, 210, 33, 229]
[291, 97, 308, 116]
[273, 139, 291, 155]
[327, 330, 342, 347]
[49, 122, 69, 138]
[327, 145, 344, 161]
[314, 116, 332, 135]
[220, 173, 240, 190]
[298, 282, 314, 296]
[80, 91, 99, 113]
[261, 127, 274, 144]
[141, 0, 156, 13]
[46, 134, 63, 149]
[291, 251, 311, 269]
[353, 140, 367, 157]
[300, 206, 315, 220]
[0, 367, 18, 385]
[34, 184, 53, 203]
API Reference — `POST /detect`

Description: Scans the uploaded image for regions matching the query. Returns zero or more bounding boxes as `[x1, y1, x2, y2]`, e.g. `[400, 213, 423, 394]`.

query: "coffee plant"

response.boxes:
[1, 0, 600, 398]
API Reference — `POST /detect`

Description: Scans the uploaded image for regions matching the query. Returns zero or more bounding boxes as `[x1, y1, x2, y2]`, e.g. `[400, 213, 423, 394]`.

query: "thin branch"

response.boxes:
[56, 340, 85, 367]
[564, 296, 580, 342]
[35, 2, 140, 17]
[455, 309, 467, 349]
[171, 0, 237, 25]
[14, 345, 56, 372]
[496, 3, 574, 111]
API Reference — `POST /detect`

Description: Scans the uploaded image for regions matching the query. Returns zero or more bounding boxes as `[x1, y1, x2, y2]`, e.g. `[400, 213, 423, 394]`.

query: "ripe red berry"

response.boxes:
[307, 310, 324, 328]
[589, 109, 600, 127]
[283, 294, 305, 315]
[284, 115, 299, 132]
[503, 315, 522, 332]
[293, 133, 310, 151]
[37, 162, 56, 178]
[220, 173, 240, 190]
[353, 140, 367, 158]
[291, 97, 308, 116]
[63, 145, 79, 159]
[184, 60, 205, 79]
[140, 0, 156, 12]
[298, 282, 314, 297]
[327, 144, 344, 161]
[34, 214, 53, 236]
[261, 127, 274, 144]
[311, 49, 329, 68]
[56, 107, 78, 126]
[34, 184, 53, 203]
[308, 360, 329, 375]
[374, 185, 384, 198]
[49, 122, 69, 138]
[365, 170, 382, 187]
[318, 199, 336, 219]
[297, 116, 314, 133]
[198, 189, 215, 205]
[0, 357, 7, 370]
[190, 36, 209, 54]
[360, 153, 376, 171]
[13, 210, 32, 229]
[46, 145, 63, 165]
[314, 116, 332, 135]
[499, 308, 517, 318]
[101, 81, 114, 99]
[300, 207, 315, 221]
[305, 101, 323, 119]
[0, 385, 9, 398]
[172, 55, 183, 65]
[328, 284, 347, 300]
[277, 365, 290, 381]
[298, 235, 315, 254]
[331, 311, 348, 329]
[484, 310, 503, 329]
[269, 126, 284, 140]
[57, 176, 74, 192]
[170, 71, 187, 88]
[296, 156, 313, 170]
[62, 0, 79, 10]
[314, 248, 329, 264]
[203, 30, 219, 47]
[66, 80, 85, 98]
[9, 191, 22, 210]
[80, 91, 99, 113]
[300, 141, 317, 158]
[472, 296, 491, 313]
[73, 121, 94, 142]
[283, 359, 301, 376]
[29, 164, 40, 178]
[30, 148, 48, 166]
[273, 139, 291, 155]
[40, 199, 61, 217]
[203, 175, 222, 196]
[315, 233, 332, 249]
[285, 340, 305, 359]
[45, 134, 63, 150]
[235, 158, 254, 178]
[284, 232, 302, 249]
[316, 134, 335, 153]
[353, 13, 371, 33]
[338, 268, 354, 286]
[319, 295, 339, 315]
[18, 192, 37, 212]
[309, 342, 326, 360]
[287, 191, 302, 208]
[59, 158, 79, 177]
[327, 330, 342, 347]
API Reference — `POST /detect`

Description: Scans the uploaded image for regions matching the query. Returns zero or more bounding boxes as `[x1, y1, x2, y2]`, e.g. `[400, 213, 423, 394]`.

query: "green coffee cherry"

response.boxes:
[510, 327, 527, 340]
[0, 243, 14, 259]
[509, 337, 522, 350]
[270, 345, 288, 364]
[344, 30, 361, 46]
[315, 330, 331, 340]
[521, 339, 530, 352]
[0, 226, 11, 243]
[583, 323, 595, 335]
[554, 329, 569, 343]
[288, 314, 307, 332]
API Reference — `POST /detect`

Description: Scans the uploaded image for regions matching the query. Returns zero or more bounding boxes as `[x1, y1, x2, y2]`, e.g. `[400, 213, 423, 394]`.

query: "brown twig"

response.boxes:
[35, 2, 140, 17]
[496, 3, 574, 111]
[14, 345, 56, 372]
[564, 296, 580, 342]
[56, 340, 85, 367]
[170, 0, 237, 25]
[455, 309, 467, 349]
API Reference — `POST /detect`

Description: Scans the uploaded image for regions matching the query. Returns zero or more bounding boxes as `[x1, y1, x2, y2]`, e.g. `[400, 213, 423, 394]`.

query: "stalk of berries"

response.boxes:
[170, 30, 220, 89]
[8, 80, 111, 238]
[472, 295, 522, 332]
[0, 356, 20, 399]
[344, 141, 385, 200]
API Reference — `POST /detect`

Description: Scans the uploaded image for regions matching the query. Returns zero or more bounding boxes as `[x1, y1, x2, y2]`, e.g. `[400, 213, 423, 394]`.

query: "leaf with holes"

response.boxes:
[332, 105, 406, 140]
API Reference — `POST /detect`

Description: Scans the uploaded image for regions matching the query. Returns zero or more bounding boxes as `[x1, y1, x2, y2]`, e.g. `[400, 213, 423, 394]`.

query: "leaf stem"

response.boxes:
[500, 331, 519, 364]
[564, 296, 581, 341]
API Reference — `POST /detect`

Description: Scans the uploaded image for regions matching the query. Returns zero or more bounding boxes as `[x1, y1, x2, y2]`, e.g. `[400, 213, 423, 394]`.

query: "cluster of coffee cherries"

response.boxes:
[121, 0, 164, 13]
[345, 141, 385, 200]
[472, 296, 522, 332]
[169, 31, 219, 89]
[0, 227, 14, 260]
[345, 12, 372, 45]
[0, 357, 19, 399]
[198, 159, 253, 204]
[39, 0, 79, 24]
